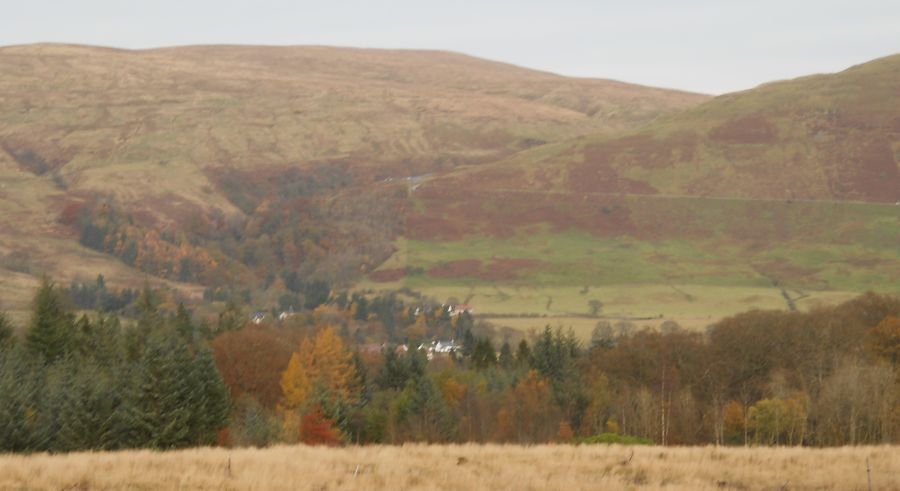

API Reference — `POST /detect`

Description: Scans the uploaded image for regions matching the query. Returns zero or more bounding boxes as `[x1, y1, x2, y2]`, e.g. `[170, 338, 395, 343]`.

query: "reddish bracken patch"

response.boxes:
[478, 258, 543, 281]
[708, 115, 778, 144]
[567, 160, 658, 195]
[427, 259, 482, 278]
[368, 268, 407, 282]
[846, 137, 900, 202]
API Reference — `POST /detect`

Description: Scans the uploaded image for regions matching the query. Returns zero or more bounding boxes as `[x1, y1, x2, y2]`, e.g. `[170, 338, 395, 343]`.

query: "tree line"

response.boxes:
[212, 290, 900, 447]
[0, 279, 229, 452]
[1, 280, 898, 451]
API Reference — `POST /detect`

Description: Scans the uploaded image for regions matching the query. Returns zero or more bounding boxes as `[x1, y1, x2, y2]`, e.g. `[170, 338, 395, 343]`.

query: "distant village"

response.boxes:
[248, 302, 474, 359]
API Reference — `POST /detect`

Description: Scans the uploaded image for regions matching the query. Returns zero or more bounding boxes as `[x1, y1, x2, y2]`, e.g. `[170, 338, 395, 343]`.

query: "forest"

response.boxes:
[1, 279, 898, 452]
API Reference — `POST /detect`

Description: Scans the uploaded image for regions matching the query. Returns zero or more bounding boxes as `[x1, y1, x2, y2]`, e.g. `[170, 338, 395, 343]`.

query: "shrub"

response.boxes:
[575, 433, 654, 445]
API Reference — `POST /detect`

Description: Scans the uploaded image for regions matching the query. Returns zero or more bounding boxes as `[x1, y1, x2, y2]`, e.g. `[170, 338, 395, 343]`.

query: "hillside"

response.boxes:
[0, 43, 707, 315]
[383, 55, 900, 333]
[421, 53, 900, 201]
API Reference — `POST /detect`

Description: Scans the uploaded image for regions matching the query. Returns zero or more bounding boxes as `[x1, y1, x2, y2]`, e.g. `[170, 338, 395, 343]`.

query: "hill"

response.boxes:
[431, 53, 900, 202]
[0, 43, 707, 316]
[383, 55, 900, 334]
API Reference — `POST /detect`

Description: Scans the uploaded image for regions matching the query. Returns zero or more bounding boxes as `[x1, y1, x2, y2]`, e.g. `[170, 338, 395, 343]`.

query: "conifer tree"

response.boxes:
[188, 345, 231, 444]
[498, 341, 514, 369]
[0, 346, 41, 451]
[516, 339, 531, 367]
[404, 375, 456, 442]
[55, 360, 120, 451]
[127, 329, 195, 448]
[173, 302, 196, 343]
[26, 278, 74, 363]
[471, 337, 497, 370]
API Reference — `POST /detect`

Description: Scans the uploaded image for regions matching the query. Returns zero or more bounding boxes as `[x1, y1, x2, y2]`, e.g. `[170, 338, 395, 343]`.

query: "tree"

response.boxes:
[747, 394, 808, 446]
[398, 375, 456, 442]
[869, 316, 900, 366]
[189, 345, 232, 445]
[212, 326, 294, 409]
[0, 346, 41, 451]
[495, 370, 560, 443]
[498, 341, 514, 369]
[279, 327, 356, 412]
[124, 327, 230, 449]
[376, 348, 425, 391]
[299, 404, 343, 445]
[515, 339, 531, 367]
[26, 278, 74, 363]
[471, 337, 497, 370]
[590, 321, 616, 349]
[54, 360, 121, 451]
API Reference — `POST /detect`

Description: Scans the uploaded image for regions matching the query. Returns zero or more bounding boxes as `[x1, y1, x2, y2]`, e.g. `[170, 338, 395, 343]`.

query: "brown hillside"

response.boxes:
[0, 43, 706, 310]
[431, 54, 900, 203]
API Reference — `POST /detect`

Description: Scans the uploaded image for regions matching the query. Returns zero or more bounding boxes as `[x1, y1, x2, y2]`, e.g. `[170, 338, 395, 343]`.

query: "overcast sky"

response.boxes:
[2, 0, 898, 94]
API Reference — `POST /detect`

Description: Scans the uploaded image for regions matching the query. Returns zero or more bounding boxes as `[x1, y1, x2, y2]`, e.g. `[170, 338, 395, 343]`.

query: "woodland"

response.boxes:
[1, 279, 898, 451]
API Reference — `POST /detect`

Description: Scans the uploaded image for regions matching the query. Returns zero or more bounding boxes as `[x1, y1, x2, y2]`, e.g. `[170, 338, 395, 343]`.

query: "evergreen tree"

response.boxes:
[126, 329, 195, 448]
[404, 375, 456, 442]
[26, 278, 75, 364]
[0, 346, 41, 451]
[188, 345, 231, 444]
[217, 299, 244, 332]
[498, 341, 514, 369]
[125, 286, 165, 362]
[173, 303, 196, 343]
[461, 328, 475, 357]
[471, 337, 497, 370]
[54, 360, 120, 451]
[376, 348, 426, 391]
[516, 339, 531, 367]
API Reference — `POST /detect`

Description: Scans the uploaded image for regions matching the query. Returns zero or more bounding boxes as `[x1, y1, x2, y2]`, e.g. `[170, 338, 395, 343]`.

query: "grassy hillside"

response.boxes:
[434, 54, 900, 202]
[0, 43, 707, 314]
[370, 56, 900, 333]
[1, 444, 897, 490]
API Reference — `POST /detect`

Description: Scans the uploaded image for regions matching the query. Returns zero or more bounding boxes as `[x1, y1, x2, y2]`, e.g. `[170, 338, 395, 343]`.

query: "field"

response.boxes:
[360, 193, 899, 340]
[1, 444, 897, 490]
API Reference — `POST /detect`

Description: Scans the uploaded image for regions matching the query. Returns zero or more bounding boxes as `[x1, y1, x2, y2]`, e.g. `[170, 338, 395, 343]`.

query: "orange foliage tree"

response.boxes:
[280, 326, 356, 411]
[211, 326, 294, 409]
[299, 404, 343, 446]
[494, 370, 561, 443]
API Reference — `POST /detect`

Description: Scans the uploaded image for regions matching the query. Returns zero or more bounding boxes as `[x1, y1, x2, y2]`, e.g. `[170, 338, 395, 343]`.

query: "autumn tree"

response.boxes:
[212, 326, 294, 408]
[279, 327, 357, 441]
[495, 370, 560, 443]
[747, 394, 808, 445]
[869, 316, 900, 366]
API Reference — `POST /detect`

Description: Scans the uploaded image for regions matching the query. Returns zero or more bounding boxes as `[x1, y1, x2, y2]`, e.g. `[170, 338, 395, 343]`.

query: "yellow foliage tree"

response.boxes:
[279, 326, 356, 412]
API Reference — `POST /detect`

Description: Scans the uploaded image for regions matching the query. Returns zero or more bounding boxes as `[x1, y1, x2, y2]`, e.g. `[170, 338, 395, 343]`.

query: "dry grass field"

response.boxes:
[0, 444, 897, 490]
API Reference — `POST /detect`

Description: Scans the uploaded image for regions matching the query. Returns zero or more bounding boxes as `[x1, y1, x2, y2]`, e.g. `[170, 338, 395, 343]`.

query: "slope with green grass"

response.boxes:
[0, 43, 707, 314]
[370, 55, 900, 334]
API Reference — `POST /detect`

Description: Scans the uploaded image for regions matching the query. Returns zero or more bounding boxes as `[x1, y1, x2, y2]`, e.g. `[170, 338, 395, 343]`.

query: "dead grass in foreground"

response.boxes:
[0, 444, 897, 490]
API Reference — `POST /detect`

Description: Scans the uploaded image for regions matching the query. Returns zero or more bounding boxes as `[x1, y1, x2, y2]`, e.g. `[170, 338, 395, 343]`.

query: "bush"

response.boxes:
[576, 433, 654, 445]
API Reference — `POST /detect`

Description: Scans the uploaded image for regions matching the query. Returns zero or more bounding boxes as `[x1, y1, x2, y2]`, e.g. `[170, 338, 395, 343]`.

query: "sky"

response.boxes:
[1, 0, 898, 94]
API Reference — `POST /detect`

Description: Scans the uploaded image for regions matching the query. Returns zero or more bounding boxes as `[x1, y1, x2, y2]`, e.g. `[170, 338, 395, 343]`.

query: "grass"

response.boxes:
[1, 444, 897, 490]
[358, 282, 859, 340]
[360, 191, 900, 340]
[0, 43, 707, 316]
